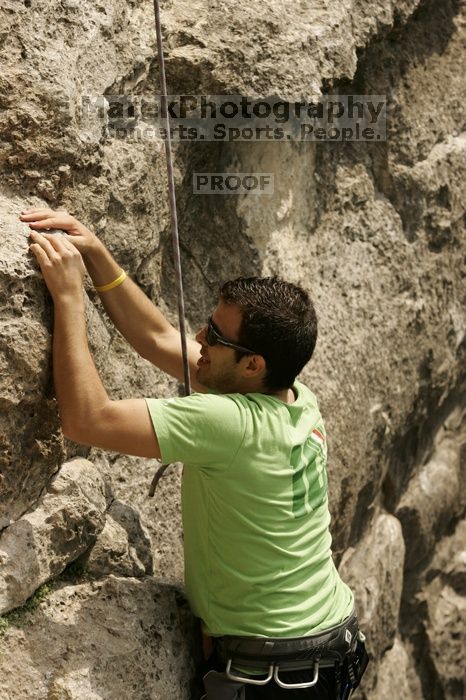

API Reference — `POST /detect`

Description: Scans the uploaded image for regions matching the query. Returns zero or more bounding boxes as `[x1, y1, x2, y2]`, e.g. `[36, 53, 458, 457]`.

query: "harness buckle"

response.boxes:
[225, 659, 274, 686]
[273, 660, 319, 689]
[225, 658, 320, 689]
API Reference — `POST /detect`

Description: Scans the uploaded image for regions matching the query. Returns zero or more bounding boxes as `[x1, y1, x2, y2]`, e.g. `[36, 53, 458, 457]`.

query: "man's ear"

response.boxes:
[241, 354, 266, 378]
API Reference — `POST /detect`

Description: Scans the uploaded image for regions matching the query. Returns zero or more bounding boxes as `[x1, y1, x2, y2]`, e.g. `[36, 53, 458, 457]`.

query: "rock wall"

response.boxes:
[1, 0, 465, 698]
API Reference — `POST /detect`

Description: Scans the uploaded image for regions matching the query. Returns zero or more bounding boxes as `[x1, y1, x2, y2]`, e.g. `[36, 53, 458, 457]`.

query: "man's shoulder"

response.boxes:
[157, 390, 244, 412]
[145, 391, 246, 466]
[163, 382, 320, 414]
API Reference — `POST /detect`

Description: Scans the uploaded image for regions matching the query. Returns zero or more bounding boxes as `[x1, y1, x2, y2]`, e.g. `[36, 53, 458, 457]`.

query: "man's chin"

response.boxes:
[196, 367, 226, 393]
[196, 366, 213, 388]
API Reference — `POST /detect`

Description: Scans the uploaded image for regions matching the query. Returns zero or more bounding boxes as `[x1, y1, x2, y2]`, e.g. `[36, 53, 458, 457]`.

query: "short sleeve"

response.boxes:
[145, 392, 246, 468]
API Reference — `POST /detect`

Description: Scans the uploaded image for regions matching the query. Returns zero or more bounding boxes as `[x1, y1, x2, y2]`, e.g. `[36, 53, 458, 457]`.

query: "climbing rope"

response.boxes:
[149, 0, 191, 497]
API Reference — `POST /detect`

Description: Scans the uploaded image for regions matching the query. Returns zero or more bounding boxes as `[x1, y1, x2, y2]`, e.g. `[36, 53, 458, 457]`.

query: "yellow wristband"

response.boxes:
[94, 269, 127, 292]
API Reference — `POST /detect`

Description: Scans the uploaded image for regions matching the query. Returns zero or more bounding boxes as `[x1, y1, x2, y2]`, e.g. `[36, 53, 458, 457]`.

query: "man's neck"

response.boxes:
[215, 377, 296, 403]
[275, 387, 296, 404]
[260, 386, 296, 404]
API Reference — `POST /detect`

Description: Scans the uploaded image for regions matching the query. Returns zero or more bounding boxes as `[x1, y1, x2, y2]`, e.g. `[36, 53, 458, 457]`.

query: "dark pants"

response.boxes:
[196, 650, 337, 699]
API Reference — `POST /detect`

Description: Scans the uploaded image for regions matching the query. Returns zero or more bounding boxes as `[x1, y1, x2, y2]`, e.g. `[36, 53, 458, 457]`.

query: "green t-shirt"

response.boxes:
[145, 380, 354, 637]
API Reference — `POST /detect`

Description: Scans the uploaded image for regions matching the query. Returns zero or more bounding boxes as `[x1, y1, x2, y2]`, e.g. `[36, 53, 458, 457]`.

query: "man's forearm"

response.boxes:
[53, 296, 109, 436]
[83, 241, 175, 359]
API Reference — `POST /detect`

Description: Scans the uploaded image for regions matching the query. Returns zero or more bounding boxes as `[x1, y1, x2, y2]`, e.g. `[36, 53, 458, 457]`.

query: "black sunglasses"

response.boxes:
[206, 316, 256, 354]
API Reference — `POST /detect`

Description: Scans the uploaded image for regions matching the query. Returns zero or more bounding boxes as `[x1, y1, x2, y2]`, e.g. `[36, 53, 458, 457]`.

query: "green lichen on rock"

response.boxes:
[0, 581, 56, 637]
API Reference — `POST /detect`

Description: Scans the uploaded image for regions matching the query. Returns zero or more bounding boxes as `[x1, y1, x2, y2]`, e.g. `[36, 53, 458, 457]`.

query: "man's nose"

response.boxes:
[195, 325, 207, 344]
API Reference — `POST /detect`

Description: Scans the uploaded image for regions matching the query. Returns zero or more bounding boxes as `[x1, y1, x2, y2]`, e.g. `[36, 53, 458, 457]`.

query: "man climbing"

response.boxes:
[21, 208, 369, 699]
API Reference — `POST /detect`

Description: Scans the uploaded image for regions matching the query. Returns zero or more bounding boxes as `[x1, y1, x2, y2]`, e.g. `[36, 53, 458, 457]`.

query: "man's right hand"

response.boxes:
[20, 207, 205, 391]
[19, 208, 99, 257]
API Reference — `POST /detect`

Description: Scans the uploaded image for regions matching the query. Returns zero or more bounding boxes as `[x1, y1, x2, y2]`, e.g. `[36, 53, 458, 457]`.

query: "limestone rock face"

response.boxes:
[0, 576, 197, 700]
[0, 459, 106, 614]
[426, 585, 466, 699]
[367, 636, 423, 700]
[396, 405, 465, 571]
[0, 193, 66, 529]
[419, 519, 466, 700]
[338, 514, 405, 664]
[80, 498, 154, 578]
[107, 453, 184, 582]
[159, 0, 423, 100]
[1, 0, 465, 699]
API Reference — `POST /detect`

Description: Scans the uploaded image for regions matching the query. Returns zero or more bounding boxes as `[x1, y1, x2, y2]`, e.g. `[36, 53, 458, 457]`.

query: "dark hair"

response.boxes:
[219, 276, 318, 391]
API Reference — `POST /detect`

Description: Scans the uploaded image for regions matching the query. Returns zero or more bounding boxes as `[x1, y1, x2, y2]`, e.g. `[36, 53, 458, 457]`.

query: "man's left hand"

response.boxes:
[29, 230, 86, 303]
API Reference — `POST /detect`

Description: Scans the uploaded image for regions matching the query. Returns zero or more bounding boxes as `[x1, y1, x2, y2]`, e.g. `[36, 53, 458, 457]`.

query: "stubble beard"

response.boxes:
[196, 362, 239, 394]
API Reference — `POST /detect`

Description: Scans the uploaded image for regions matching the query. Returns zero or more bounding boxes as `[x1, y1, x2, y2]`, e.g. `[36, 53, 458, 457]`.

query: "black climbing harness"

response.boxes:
[201, 611, 369, 699]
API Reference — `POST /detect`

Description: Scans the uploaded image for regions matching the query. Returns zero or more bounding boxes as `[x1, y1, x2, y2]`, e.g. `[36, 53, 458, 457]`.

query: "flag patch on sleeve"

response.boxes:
[310, 428, 325, 445]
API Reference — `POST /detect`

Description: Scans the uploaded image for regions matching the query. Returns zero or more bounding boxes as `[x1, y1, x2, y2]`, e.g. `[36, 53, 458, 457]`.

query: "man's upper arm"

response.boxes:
[66, 392, 246, 467]
[141, 329, 209, 393]
[66, 399, 162, 459]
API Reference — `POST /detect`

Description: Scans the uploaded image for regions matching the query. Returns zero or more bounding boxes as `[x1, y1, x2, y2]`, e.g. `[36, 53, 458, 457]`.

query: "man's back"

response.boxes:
[145, 379, 354, 638]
